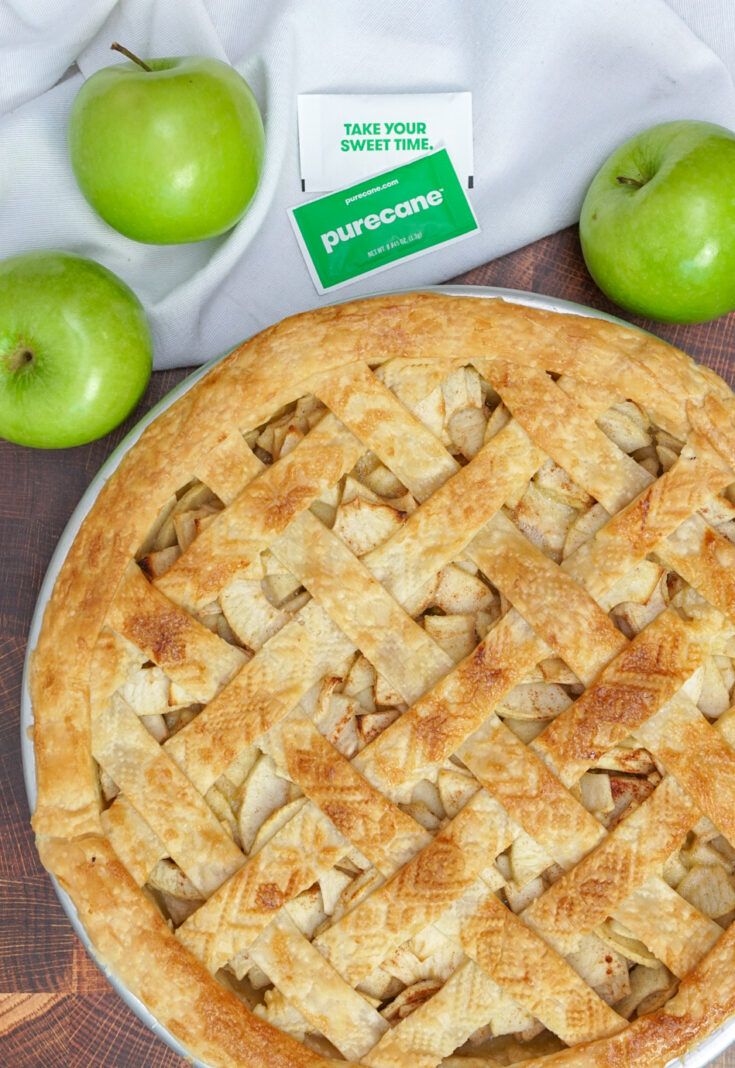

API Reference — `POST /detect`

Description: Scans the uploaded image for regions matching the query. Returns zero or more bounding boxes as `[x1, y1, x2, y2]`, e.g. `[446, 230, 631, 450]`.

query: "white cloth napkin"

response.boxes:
[1, 0, 734, 368]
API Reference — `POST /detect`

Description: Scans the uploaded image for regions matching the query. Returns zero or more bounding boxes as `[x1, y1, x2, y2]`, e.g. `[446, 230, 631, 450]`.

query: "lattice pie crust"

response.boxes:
[31, 294, 735, 1067]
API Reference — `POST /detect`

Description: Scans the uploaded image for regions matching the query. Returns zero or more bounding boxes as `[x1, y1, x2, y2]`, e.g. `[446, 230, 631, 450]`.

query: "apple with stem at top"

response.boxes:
[69, 43, 265, 244]
[0, 251, 152, 448]
[580, 120, 735, 323]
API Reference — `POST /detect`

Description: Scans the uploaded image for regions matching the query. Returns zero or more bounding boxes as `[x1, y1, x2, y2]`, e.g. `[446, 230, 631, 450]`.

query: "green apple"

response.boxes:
[580, 120, 735, 322]
[0, 251, 152, 448]
[69, 44, 265, 244]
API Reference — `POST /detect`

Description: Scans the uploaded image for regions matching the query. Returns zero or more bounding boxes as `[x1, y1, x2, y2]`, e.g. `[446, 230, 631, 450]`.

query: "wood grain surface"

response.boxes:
[2, 225, 735, 1067]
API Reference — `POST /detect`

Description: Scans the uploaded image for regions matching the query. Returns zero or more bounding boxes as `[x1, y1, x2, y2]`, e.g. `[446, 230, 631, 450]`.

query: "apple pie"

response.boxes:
[31, 293, 735, 1067]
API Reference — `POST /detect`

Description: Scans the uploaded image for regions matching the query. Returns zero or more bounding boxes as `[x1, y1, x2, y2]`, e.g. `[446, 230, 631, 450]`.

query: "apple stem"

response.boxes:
[5, 346, 34, 372]
[110, 41, 152, 72]
[616, 175, 645, 189]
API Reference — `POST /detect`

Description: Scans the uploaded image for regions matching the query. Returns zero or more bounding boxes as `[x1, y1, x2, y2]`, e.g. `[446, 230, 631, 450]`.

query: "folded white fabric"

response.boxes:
[0, 0, 733, 367]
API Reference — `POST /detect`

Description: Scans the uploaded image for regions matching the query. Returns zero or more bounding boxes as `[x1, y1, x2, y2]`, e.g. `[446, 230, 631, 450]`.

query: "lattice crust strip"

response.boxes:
[30, 293, 735, 1068]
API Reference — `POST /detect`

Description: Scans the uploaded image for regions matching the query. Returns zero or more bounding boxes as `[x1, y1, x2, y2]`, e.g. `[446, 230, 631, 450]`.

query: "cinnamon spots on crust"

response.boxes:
[414, 645, 507, 763]
[258, 483, 314, 527]
[620, 626, 686, 676]
[609, 776, 654, 808]
[321, 801, 355, 836]
[700, 523, 735, 598]
[544, 613, 697, 765]
[587, 680, 654, 725]
[85, 530, 106, 570]
[255, 882, 285, 910]
[407, 839, 463, 896]
[250, 450, 349, 532]
[464, 641, 506, 693]
[413, 706, 454, 763]
[355, 405, 392, 438]
[702, 523, 719, 558]
[624, 1009, 699, 1065]
[576, 875, 614, 903]
[124, 609, 188, 663]
[287, 748, 338, 785]
[640, 490, 651, 524]
[552, 682, 655, 765]
[200, 560, 239, 595]
[613, 484, 660, 551]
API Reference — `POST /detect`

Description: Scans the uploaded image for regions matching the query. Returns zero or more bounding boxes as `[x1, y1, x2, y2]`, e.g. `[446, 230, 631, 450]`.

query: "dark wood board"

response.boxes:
[1, 225, 734, 1066]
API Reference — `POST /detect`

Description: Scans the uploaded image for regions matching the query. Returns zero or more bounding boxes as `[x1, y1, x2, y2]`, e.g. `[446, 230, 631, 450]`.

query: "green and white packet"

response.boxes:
[297, 92, 473, 191]
[289, 149, 479, 294]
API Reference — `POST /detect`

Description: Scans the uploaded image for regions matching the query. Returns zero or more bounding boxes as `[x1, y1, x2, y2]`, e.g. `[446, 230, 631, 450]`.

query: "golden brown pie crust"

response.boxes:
[30, 293, 735, 1067]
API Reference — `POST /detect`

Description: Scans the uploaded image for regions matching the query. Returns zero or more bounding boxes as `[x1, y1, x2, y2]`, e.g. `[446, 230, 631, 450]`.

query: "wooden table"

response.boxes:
[2, 225, 734, 1067]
